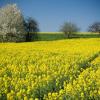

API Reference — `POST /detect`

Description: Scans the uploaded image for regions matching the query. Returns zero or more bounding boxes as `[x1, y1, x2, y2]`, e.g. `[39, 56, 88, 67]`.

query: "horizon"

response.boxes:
[0, 0, 100, 32]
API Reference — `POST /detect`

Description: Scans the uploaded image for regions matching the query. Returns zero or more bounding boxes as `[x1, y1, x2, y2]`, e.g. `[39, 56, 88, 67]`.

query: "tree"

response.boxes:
[60, 22, 79, 38]
[0, 4, 26, 42]
[24, 17, 39, 41]
[88, 22, 100, 34]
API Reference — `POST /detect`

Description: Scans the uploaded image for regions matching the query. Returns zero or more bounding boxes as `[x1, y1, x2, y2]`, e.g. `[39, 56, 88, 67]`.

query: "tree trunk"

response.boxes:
[99, 31, 100, 35]
[68, 33, 70, 38]
[26, 32, 30, 42]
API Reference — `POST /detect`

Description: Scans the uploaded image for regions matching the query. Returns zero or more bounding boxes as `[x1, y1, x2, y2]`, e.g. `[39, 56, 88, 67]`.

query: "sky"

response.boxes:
[0, 0, 100, 32]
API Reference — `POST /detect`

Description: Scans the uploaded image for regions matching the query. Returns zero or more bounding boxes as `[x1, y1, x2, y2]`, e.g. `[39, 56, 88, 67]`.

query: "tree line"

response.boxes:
[0, 4, 100, 42]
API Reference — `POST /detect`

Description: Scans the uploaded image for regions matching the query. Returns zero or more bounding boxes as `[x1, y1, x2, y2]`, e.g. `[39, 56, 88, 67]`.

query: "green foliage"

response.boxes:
[29, 32, 100, 41]
[31, 32, 65, 41]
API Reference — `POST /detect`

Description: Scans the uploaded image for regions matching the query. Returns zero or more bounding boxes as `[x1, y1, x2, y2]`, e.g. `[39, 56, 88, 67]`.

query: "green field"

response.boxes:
[31, 32, 100, 41]
[0, 38, 100, 99]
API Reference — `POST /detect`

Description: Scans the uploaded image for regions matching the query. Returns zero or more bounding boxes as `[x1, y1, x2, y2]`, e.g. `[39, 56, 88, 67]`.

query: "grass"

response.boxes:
[30, 32, 100, 41]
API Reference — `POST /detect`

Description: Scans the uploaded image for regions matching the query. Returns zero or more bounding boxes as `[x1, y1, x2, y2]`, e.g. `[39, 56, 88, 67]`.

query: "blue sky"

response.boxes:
[0, 0, 100, 32]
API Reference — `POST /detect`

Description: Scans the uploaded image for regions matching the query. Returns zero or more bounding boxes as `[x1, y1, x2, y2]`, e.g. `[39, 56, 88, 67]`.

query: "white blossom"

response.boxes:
[0, 4, 26, 42]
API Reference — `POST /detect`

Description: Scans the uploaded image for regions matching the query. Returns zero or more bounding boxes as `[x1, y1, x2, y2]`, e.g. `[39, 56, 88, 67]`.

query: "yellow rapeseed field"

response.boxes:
[0, 38, 100, 100]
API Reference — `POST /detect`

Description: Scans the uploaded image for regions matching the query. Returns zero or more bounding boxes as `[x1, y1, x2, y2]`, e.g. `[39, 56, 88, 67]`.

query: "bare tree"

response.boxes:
[88, 22, 100, 34]
[60, 22, 79, 38]
[24, 17, 39, 41]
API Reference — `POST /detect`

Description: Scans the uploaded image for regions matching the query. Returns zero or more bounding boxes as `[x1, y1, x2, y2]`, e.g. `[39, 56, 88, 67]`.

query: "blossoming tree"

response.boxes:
[0, 4, 26, 42]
